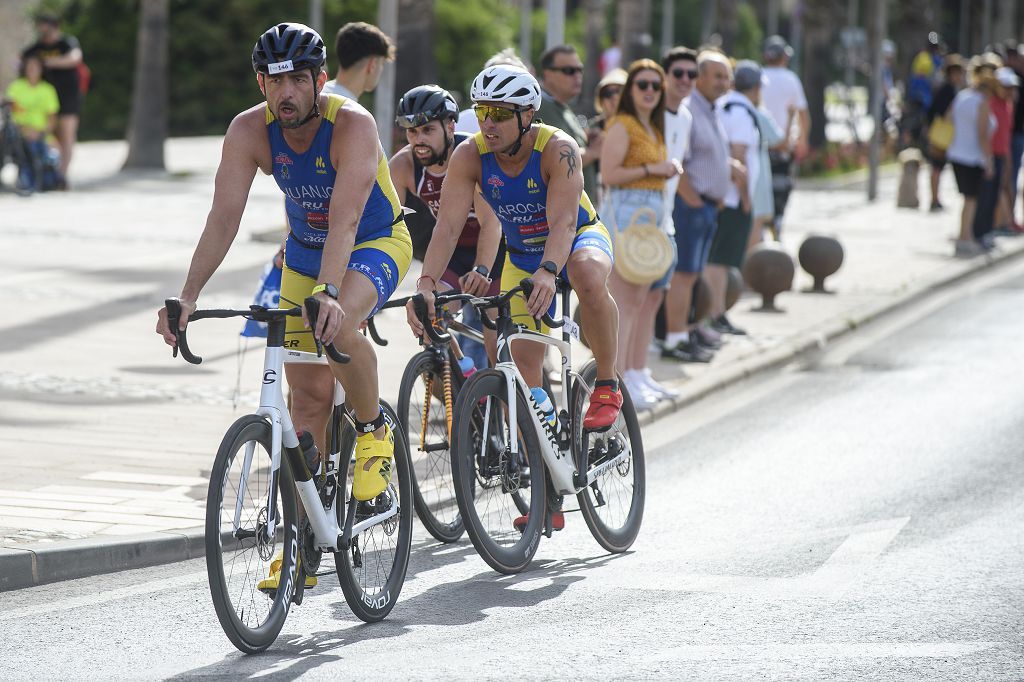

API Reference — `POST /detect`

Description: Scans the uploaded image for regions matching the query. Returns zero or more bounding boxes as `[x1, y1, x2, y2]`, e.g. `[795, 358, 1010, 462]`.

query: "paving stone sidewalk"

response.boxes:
[0, 137, 1020, 590]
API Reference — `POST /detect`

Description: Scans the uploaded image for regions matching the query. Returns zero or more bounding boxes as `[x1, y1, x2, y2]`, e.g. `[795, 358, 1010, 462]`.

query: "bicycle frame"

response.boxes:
[233, 320, 398, 553]
[486, 289, 631, 496]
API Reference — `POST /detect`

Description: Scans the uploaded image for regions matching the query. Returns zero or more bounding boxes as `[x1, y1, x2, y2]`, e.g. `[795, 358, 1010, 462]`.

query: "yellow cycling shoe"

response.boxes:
[353, 423, 394, 501]
[257, 551, 316, 595]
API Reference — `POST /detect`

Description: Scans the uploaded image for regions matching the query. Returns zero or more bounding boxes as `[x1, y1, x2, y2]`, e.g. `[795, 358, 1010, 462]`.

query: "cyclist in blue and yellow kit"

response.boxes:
[407, 66, 622, 530]
[156, 24, 411, 585]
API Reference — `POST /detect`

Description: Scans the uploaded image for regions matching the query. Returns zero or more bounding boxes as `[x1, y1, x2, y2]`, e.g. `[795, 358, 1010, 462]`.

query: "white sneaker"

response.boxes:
[641, 368, 680, 399]
[623, 374, 659, 410]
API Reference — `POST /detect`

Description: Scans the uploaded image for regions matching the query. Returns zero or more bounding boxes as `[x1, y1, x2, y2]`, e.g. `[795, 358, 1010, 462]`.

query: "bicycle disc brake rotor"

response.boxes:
[255, 507, 275, 561]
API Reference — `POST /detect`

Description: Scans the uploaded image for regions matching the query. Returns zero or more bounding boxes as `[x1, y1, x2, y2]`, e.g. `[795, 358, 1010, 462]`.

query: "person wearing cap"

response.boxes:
[705, 61, 763, 336]
[322, 21, 395, 100]
[925, 55, 966, 212]
[761, 35, 808, 240]
[157, 23, 413, 551]
[590, 68, 627, 132]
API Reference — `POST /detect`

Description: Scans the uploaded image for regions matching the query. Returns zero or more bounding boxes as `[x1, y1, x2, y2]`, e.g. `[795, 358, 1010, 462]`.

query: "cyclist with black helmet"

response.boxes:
[406, 66, 623, 532]
[156, 23, 411, 588]
[389, 85, 504, 351]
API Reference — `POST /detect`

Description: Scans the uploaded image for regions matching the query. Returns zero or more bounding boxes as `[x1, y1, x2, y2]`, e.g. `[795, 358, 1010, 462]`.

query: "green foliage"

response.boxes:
[733, 2, 763, 61]
[528, 4, 589, 66]
[433, 0, 517, 103]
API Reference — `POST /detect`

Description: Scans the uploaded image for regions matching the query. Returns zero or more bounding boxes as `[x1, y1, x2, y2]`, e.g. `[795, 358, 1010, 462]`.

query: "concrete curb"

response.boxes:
[2, 244, 1022, 592]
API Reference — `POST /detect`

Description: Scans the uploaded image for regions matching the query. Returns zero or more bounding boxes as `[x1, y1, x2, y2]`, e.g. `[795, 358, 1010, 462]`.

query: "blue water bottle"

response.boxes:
[530, 387, 557, 430]
[457, 355, 476, 378]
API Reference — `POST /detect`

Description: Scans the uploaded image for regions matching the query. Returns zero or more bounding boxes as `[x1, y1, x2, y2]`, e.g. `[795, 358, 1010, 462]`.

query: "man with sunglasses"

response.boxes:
[407, 66, 622, 530]
[537, 44, 601, 202]
[389, 84, 504, 357]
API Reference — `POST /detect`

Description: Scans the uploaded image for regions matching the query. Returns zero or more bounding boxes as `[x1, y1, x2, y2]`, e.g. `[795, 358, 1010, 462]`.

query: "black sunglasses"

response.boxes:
[599, 87, 622, 99]
[547, 65, 584, 76]
[634, 79, 662, 92]
[671, 67, 699, 80]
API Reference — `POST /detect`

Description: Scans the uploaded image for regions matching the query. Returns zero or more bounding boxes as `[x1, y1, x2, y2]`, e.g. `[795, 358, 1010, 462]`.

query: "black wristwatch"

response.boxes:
[311, 282, 339, 300]
[538, 260, 558, 276]
[472, 264, 490, 278]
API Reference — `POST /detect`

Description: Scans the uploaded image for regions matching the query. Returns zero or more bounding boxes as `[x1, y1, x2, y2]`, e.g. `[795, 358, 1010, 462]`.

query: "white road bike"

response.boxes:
[165, 297, 413, 653]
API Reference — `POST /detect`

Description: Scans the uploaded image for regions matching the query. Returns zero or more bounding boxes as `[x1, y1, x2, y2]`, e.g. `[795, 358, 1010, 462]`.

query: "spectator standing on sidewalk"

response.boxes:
[925, 55, 966, 212]
[947, 58, 996, 257]
[661, 51, 733, 364]
[323, 22, 395, 101]
[600, 59, 680, 408]
[746, 85, 786, 254]
[973, 62, 1013, 249]
[537, 44, 601, 202]
[761, 35, 808, 240]
[706, 62, 765, 337]
[21, 12, 82, 187]
[1006, 44, 1024, 227]
[991, 66, 1019, 235]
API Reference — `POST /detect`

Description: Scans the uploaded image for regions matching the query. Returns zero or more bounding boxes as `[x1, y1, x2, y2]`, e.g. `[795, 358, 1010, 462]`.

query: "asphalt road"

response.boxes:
[1, 264, 1022, 680]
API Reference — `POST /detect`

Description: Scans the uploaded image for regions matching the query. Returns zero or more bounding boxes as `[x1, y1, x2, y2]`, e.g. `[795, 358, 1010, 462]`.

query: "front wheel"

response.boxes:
[572, 360, 646, 553]
[335, 401, 413, 622]
[206, 414, 298, 654]
[451, 369, 547, 575]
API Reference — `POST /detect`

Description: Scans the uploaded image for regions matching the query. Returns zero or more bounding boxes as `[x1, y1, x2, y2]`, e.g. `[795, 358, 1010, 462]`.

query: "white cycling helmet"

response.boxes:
[470, 65, 542, 110]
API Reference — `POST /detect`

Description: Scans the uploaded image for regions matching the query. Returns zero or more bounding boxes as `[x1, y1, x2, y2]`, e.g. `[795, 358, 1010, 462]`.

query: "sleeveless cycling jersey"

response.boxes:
[474, 124, 598, 269]
[413, 132, 480, 249]
[268, 94, 403, 278]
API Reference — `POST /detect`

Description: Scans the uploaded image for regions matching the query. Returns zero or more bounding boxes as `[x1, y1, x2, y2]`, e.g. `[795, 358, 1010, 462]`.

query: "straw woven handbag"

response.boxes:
[612, 206, 674, 285]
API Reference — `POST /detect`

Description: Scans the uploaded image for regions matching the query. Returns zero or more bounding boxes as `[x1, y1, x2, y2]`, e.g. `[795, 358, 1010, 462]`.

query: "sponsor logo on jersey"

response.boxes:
[487, 174, 504, 199]
[526, 177, 540, 194]
[315, 155, 328, 175]
[275, 153, 294, 165]
[305, 212, 329, 229]
[280, 164, 290, 179]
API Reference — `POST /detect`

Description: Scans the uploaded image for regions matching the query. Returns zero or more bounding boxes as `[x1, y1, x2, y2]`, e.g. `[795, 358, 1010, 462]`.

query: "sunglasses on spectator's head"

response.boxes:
[472, 104, 524, 123]
[634, 79, 662, 92]
[547, 65, 584, 76]
[599, 87, 622, 99]
[671, 67, 699, 80]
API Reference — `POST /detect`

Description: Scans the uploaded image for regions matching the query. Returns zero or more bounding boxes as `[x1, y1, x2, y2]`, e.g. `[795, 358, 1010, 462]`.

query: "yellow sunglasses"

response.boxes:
[472, 104, 525, 123]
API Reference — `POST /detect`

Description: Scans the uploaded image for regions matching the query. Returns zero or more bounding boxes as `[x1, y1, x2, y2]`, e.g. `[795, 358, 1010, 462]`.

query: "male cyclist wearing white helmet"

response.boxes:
[156, 23, 411, 588]
[407, 66, 623, 526]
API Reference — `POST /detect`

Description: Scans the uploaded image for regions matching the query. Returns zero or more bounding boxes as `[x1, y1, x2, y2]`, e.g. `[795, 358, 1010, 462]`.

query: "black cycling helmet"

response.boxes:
[395, 85, 459, 130]
[252, 22, 326, 75]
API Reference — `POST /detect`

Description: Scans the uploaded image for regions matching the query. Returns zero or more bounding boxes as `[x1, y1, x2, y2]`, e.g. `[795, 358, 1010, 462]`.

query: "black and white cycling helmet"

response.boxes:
[396, 85, 459, 130]
[470, 65, 543, 110]
[252, 23, 326, 75]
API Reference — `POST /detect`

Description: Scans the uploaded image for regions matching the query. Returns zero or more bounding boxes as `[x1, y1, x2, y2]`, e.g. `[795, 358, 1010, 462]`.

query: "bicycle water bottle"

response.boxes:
[530, 386, 557, 430]
[457, 355, 477, 378]
[297, 430, 320, 476]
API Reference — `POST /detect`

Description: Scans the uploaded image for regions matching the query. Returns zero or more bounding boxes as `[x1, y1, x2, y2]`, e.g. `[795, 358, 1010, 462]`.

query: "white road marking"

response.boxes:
[82, 472, 209, 487]
[650, 641, 1000, 661]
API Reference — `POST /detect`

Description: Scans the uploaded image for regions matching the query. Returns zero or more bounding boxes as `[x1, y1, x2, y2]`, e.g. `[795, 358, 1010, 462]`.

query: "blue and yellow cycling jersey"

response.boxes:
[267, 94, 404, 278]
[474, 124, 601, 271]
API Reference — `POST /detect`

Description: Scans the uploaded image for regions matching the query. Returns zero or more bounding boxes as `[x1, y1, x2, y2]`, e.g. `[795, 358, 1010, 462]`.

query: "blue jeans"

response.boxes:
[672, 197, 719, 273]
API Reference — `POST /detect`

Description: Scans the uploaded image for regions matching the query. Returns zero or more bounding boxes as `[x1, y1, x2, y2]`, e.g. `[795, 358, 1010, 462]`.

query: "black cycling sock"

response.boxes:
[595, 379, 619, 392]
[355, 410, 385, 434]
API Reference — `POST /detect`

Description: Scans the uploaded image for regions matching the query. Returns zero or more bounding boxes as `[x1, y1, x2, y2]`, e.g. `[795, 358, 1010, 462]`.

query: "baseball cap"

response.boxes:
[733, 60, 764, 91]
[996, 66, 1020, 87]
[763, 35, 793, 60]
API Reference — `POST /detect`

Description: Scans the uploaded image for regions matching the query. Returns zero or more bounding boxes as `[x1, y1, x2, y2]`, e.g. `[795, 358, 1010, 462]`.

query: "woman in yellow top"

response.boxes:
[4, 54, 60, 192]
[599, 59, 682, 409]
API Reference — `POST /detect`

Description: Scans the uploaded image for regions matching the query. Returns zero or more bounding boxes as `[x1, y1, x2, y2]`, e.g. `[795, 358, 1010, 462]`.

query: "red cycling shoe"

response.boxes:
[513, 511, 565, 532]
[583, 385, 623, 431]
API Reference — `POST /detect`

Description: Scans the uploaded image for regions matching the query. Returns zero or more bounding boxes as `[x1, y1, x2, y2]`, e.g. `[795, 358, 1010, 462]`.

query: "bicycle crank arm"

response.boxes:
[421, 441, 450, 453]
[338, 494, 358, 551]
[585, 448, 630, 486]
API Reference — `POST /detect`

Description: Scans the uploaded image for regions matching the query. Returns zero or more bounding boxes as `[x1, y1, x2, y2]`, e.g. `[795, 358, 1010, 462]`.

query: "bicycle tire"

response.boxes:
[335, 401, 413, 622]
[572, 360, 646, 553]
[451, 369, 546, 575]
[396, 350, 464, 543]
[205, 414, 298, 654]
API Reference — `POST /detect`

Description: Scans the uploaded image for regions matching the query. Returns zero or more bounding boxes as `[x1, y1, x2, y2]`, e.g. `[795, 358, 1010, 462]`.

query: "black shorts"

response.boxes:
[951, 162, 983, 198]
[53, 85, 81, 116]
[707, 207, 753, 269]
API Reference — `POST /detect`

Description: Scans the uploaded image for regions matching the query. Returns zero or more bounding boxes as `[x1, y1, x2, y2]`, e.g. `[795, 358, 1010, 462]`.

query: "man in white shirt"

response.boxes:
[761, 35, 808, 239]
[322, 21, 395, 100]
[706, 61, 764, 335]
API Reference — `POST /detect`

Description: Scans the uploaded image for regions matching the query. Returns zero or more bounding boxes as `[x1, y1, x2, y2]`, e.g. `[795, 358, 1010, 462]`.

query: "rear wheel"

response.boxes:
[572, 360, 646, 553]
[451, 370, 546, 574]
[335, 401, 413, 622]
[397, 350, 463, 543]
[205, 414, 297, 654]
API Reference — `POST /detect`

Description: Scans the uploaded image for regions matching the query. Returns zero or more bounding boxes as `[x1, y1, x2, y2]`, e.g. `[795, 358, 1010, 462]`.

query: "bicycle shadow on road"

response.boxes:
[167, 550, 628, 680]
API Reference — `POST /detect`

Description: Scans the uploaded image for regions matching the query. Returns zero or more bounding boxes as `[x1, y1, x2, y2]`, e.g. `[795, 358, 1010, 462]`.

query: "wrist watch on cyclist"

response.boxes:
[472, 264, 490, 279]
[311, 283, 339, 300]
[537, 260, 558, 277]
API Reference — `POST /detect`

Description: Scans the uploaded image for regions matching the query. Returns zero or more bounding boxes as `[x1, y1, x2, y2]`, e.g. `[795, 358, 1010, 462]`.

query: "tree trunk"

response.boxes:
[801, 0, 842, 149]
[395, 0, 436, 103]
[717, 0, 739, 55]
[123, 0, 168, 170]
[617, 0, 652, 64]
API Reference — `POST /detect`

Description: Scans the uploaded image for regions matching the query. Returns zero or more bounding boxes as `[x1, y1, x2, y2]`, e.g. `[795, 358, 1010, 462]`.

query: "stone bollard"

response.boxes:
[742, 242, 794, 312]
[725, 266, 743, 311]
[798, 234, 844, 293]
[896, 147, 922, 209]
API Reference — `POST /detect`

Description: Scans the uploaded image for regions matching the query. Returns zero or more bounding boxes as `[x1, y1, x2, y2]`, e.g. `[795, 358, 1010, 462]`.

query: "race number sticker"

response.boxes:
[268, 60, 294, 74]
[563, 316, 581, 341]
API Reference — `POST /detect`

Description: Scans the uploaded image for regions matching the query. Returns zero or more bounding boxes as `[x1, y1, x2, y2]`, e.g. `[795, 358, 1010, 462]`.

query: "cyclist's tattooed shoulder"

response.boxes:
[557, 142, 578, 178]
